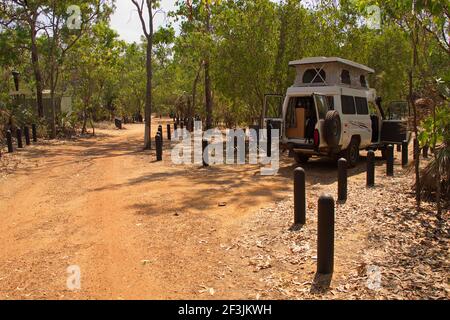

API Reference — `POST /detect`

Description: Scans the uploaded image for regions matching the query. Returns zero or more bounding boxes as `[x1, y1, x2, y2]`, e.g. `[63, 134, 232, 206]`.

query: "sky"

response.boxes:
[109, 0, 317, 43]
[110, 0, 177, 44]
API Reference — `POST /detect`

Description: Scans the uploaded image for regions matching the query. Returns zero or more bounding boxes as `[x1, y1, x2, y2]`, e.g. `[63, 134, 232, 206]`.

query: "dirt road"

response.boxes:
[0, 122, 296, 299]
[3, 121, 439, 300]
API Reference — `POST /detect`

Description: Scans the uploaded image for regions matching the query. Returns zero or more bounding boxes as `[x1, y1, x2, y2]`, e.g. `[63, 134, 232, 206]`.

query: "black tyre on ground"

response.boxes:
[341, 138, 360, 168]
[294, 152, 310, 164]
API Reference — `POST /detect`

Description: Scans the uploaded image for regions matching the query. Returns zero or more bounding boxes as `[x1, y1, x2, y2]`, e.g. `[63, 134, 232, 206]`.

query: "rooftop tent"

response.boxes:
[289, 57, 374, 89]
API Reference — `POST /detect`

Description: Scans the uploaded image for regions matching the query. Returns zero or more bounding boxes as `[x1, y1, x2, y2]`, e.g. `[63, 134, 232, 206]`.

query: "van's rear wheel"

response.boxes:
[341, 138, 360, 168]
[294, 152, 310, 164]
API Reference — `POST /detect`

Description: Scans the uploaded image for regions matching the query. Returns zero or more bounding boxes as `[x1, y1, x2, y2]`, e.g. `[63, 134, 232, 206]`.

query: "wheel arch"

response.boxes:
[351, 135, 361, 147]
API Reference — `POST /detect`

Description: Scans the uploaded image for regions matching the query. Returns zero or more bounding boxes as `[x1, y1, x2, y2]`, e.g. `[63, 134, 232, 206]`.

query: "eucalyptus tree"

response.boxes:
[351, 0, 449, 209]
[0, 0, 113, 137]
[42, 0, 113, 138]
[0, 0, 47, 117]
[173, 0, 222, 129]
[116, 42, 147, 120]
[66, 22, 124, 135]
[131, 0, 162, 150]
[212, 0, 279, 124]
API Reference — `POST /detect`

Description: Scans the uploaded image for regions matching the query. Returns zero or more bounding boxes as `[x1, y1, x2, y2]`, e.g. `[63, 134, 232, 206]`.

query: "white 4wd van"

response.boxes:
[263, 57, 410, 167]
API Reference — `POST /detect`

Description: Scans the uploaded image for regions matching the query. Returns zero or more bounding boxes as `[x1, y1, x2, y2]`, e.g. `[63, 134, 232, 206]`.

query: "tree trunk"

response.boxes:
[82, 108, 88, 135]
[273, 3, 288, 94]
[204, 60, 213, 130]
[204, 7, 213, 130]
[50, 90, 57, 138]
[90, 112, 95, 136]
[144, 36, 153, 150]
[433, 104, 442, 218]
[410, 71, 420, 206]
[50, 65, 57, 139]
[190, 61, 203, 129]
[410, 11, 421, 207]
[131, 0, 155, 148]
[30, 25, 44, 118]
[408, 3, 421, 207]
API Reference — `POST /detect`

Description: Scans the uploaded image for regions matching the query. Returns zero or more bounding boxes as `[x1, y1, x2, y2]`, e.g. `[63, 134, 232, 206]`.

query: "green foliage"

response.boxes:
[418, 103, 450, 201]
[419, 105, 450, 147]
[1, 0, 448, 131]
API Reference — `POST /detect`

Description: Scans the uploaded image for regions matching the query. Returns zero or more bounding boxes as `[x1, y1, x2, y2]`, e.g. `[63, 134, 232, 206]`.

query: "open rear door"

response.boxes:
[262, 94, 284, 137]
[313, 93, 332, 148]
[381, 101, 411, 144]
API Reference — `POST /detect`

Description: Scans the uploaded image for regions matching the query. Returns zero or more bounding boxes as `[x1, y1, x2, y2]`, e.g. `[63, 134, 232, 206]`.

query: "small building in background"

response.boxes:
[9, 88, 73, 122]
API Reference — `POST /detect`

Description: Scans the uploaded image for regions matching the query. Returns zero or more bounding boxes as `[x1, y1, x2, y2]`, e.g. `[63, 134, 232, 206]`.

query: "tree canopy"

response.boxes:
[0, 0, 448, 131]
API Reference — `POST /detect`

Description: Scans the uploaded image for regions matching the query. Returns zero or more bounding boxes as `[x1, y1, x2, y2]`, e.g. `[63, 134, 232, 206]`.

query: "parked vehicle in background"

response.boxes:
[263, 57, 410, 167]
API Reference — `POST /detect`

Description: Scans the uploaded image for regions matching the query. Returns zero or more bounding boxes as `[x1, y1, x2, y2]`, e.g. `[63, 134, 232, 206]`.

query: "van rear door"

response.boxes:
[262, 94, 284, 137]
[313, 94, 331, 148]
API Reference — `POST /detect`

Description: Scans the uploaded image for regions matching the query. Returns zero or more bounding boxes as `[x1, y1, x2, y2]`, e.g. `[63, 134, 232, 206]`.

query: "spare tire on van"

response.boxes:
[324, 110, 341, 148]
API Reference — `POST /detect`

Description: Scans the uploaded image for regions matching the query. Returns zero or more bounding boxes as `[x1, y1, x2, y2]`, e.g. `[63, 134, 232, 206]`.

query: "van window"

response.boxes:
[327, 96, 335, 110]
[286, 98, 298, 129]
[303, 69, 326, 83]
[360, 75, 367, 88]
[341, 95, 356, 114]
[341, 70, 351, 85]
[355, 97, 369, 115]
[314, 95, 330, 119]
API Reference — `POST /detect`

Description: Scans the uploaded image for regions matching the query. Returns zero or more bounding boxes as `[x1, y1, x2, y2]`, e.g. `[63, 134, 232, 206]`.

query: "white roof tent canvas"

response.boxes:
[289, 57, 375, 89]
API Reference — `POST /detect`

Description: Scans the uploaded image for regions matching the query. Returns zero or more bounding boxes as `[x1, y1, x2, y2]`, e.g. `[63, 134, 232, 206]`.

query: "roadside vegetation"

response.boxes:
[0, 1, 448, 299]
[1, 0, 448, 209]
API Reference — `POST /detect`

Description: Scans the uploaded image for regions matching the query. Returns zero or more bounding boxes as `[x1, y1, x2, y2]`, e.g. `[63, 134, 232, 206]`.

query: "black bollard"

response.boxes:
[397, 144, 401, 153]
[115, 118, 122, 129]
[202, 139, 209, 167]
[174, 123, 178, 139]
[167, 124, 171, 141]
[158, 125, 163, 147]
[367, 150, 375, 187]
[402, 140, 408, 166]
[24, 126, 30, 145]
[337, 158, 347, 202]
[155, 133, 162, 161]
[294, 167, 306, 225]
[386, 144, 394, 176]
[267, 121, 272, 158]
[6, 130, 13, 153]
[317, 195, 335, 275]
[413, 138, 419, 160]
[423, 145, 429, 158]
[180, 122, 184, 130]
[32, 124, 37, 142]
[16, 128, 23, 148]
